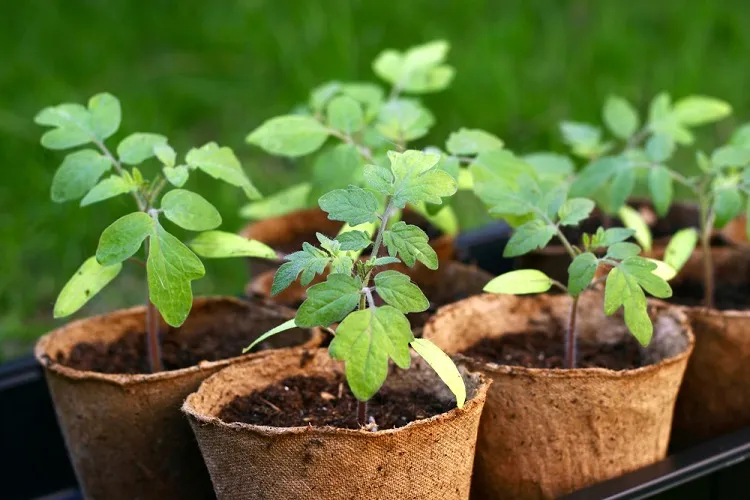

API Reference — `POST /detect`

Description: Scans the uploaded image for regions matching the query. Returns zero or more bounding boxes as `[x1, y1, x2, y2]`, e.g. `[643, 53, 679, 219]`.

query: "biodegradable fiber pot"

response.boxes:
[423, 293, 694, 499]
[35, 296, 322, 500]
[183, 348, 491, 500]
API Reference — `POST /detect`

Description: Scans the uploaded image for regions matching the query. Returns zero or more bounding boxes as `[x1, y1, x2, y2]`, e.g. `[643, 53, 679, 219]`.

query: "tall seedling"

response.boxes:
[37, 93, 276, 372]
[245, 150, 466, 424]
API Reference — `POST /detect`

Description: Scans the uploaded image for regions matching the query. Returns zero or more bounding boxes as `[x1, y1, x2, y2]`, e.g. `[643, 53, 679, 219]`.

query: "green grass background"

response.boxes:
[2, 0, 749, 359]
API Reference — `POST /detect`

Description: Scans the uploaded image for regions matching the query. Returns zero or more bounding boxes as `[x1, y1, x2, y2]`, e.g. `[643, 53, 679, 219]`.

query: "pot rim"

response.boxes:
[425, 293, 695, 380]
[34, 295, 322, 388]
[181, 351, 491, 439]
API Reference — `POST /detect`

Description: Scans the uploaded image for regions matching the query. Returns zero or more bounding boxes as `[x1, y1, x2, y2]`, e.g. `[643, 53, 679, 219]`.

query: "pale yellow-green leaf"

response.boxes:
[410, 338, 466, 408]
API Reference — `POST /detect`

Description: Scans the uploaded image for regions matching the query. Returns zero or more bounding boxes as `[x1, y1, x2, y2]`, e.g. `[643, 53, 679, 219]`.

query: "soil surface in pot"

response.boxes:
[56, 327, 281, 374]
[669, 281, 750, 311]
[461, 325, 645, 370]
[218, 373, 453, 430]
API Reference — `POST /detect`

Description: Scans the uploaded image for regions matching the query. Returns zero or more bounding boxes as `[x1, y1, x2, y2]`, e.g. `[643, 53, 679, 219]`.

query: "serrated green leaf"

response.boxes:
[560, 121, 602, 158]
[484, 269, 553, 295]
[161, 189, 221, 231]
[336, 230, 372, 251]
[374, 270, 429, 313]
[446, 128, 504, 155]
[53, 257, 122, 318]
[372, 256, 401, 266]
[88, 93, 121, 140]
[606, 242, 642, 260]
[648, 166, 673, 217]
[96, 212, 154, 266]
[568, 252, 598, 296]
[271, 243, 331, 295]
[117, 133, 167, 165]
[318, 185, 378, 225]
[387, 150, 457, 208]
[240, 183, 311, 220]
[154, 143, 177, 167]
[363, 164, 394, 195]
[470, 149, 539, 213]
[410, 338, 466, 408]
[603, 96, 639, 139]
[189, 231, 276, 259]
[558, 198, 595, 226]
[376, 98, 434, 142]
[147, 222, 205, 327]
[163, 165, 189, 188]
[503, 220, 556, 258]
[672, 96, 732, 126]
[296, 274, 362, 328]
[246, 115, 330, 157]
[618, 205, 652, 252]
[80, 175, 133, 207]
[50, 149, 112, 202]
[327, 95, 364, 134]
[383, 221, 438, 269]
[329, 306, 414, 401]
[185, 142, 261, 200]
[35, 103, 94, 150]
[713, 189, 743, 228]
[646, 134, 675, 163]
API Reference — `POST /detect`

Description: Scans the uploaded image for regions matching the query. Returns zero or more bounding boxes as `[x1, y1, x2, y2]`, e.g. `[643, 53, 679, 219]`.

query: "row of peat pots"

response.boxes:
[30, 203, 750, 499]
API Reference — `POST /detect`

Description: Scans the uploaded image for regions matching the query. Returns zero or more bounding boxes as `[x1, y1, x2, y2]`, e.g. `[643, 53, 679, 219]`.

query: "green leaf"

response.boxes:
[243, 319, 298, 353]
[558, 198, 595, 226]
[672, 96, 732, 126]
[618, 205, 652, 252]
[711, 145, 750, 168]
[374, 270, 429, 313]
[647, 166, 674, 218]
[648, 259, 677, 281]
[50, 149, 112, 202]
[713, 189, 743, 228]
[309, 144, 361, 202]
[117, 133, 167, 165]
[560, 121, 602, 158]
[336, 230, 372, 251]
[363, 164, 394, 195]
[88, 93, 121, 140]
[372, 256, 401, 266]
[410, 338, 466, 408]
[446, 128, 504, 155]
[606, 242, 642, 260]
[310, 81, 342, 112]
[372, 40, 453, 94]
[185, 142, 261, 200]
[410, 201, 460, 236]
[648, 92, 672, 124]
[383, 221, 438, 269]
[601, 227, 636, 246]
[386, 150, 457, 208]
[503, 220, 556, 258]
[376, 98, 434, 142]
[621, 257, 672, 299]
[240, 183, 311, 220]
[53, 257, 122, 318]
[341, 83, 384, 120]
[327, 95, 364, 134]
[80, 175, 133, 207]
[163, 165, 189, 188]
[296, 274, 362, 328]
[523, 153, 575, 182]
[603, 96, 639, 139]
[246, 115, 330, 157]
[318, 185, 378, 225]
[272, 243, 331, 295]
[645, 134, 675, 163]
[484, 269, 553, 295]
[568, 252, 598, 296]
[154, 143, 177, 167]
[35, 103, 94, 150]
[147, 223, 205, 327]
[189, 231, 277, 259]
[603, 267, 652, 345]
[607, 166, 636, 213]
[570, 156, 626, 197]
[96, 212, 154, 266]
[329, 306, 414, 401]
[161, 189, 221, 231]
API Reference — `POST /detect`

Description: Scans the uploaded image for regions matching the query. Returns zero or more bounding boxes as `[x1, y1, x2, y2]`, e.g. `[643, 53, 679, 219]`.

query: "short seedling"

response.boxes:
[37, 93, 276, 372]
[478, 173, 675, 368]
[245, 149, 465, 425]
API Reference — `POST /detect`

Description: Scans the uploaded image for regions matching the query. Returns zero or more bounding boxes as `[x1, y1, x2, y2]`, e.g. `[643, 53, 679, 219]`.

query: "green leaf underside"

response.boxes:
[318, 185, 378, 225]
[664, 228, 698, 273]
[336, 230, 372, 251]
[246, 115, 330, 157]
[410, 338, 466, 408]
[185, 142, 260, 200]
[54, 257, 122, 317]
[383, 221, 438, 269]
[80, 175, 132, 206]
[568, 252, 598, 296]
[374, 270, 429, 313]
[189, 231, 277, 259]
[161, 189, 222, 231]
[484, 269, 553, 295]
[503, 220, 556, 257]
[117, 133, 167, 165]
[272, 243, 331, 295]
[50, 149, 112, 202]
[243, 319, 298, 353]
[296, 274, 362, 328]
[329, 306, 414, 401]
[96, 212, 154, 266]
[372, 256, 400, 266]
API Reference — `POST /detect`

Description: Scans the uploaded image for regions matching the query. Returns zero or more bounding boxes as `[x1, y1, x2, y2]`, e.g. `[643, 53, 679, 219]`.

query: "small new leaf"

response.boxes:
[296, 274, 362, 328]
[271, 243, 331, 295]
[382, 222, 438, 269]
[163, 165, 189, 187]
[374, 270, 429, 313]
[117, 133, 167, 165]
[54, 257, 122, 318]
[318, 185, 378, 225]
[503, 220, 556, 258]
[446, 128, 504, 155]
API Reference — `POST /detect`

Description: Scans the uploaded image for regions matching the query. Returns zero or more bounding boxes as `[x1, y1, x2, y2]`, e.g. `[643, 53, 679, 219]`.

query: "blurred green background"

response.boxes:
[2, 0, 749, 359]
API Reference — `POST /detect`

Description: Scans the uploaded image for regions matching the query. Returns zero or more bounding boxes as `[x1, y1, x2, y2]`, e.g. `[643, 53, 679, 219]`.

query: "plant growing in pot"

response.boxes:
[33, 93, 323, 500]
[422, 172, 695, 499]
[183, 149, 492, 500]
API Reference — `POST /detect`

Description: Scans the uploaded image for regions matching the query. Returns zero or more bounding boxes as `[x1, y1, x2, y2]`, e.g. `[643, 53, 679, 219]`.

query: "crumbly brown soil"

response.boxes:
[218, 374, 453, 429]
[461, 324, 645, 370]
[669, 281, 750, 311]
[58, 327, 267, 374]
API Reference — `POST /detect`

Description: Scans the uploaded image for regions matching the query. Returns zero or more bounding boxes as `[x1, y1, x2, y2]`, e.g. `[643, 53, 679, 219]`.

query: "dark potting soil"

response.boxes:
[218, 374, 453, 430]
[57, 327, 261, 374]
[669, 281, 750, 311]
[461, 326, 645, 370]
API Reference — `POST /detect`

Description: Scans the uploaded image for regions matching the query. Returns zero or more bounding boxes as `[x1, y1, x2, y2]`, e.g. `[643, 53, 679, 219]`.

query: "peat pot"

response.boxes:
[183, 348, 490, 500]
[423, 292, 694, 499]
[34, 296, 322, 500]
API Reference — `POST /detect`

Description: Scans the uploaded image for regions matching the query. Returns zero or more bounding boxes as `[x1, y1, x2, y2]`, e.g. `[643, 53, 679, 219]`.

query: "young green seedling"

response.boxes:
[244, 149, 465, 426]
[479, 173, 674, 368]
[37, 92, 276, 372]
[243, 40, 461, 236]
